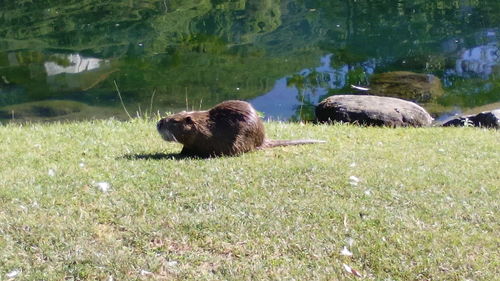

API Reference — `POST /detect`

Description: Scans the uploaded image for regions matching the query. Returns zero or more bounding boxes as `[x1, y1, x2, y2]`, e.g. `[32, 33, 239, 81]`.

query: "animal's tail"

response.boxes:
[260, 139, 326, 148]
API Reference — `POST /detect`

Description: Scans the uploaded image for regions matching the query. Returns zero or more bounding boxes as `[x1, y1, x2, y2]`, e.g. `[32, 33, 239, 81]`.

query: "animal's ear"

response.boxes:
[185, 116, 194, 124]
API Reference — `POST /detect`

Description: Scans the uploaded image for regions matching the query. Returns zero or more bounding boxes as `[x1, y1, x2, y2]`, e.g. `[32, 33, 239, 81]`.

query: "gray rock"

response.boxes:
[316, 95, 433, 127]
[442, 109, 499, 129]
[368, 71, 444, 103]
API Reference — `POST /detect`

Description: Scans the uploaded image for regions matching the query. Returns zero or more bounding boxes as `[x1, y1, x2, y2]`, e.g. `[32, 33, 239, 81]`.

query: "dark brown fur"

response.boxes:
[157, 100, 324, 157]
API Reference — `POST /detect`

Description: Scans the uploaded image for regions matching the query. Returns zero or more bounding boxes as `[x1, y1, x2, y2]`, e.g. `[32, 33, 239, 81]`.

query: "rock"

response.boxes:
[442, 109, 499, 129]
[368, 71, 444, 103]
[0, 100, 87, 119]
[316, 95, 433, 127]
[0, 100, 126, 122]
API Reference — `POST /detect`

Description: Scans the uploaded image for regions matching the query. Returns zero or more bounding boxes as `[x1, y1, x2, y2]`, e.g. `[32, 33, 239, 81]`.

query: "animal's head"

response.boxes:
[157, 111, 198, 144]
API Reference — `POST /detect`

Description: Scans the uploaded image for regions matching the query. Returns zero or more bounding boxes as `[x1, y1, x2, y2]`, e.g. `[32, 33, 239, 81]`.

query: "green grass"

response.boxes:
[0, 119, 498, 280]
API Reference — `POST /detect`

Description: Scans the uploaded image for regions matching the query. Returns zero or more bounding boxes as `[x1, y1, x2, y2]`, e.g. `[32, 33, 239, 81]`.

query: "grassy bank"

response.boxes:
[0, 119, 498, 280]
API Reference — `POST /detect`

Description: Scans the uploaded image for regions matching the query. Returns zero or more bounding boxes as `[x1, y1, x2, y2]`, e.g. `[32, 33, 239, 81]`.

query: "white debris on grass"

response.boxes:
[349, 176, 360, 186]
[48, 169, 56, 177]
[166, 261, 178, 267]
[340, 246, 353, 256]
[139, 269, 153, 276]
[343, 263, 362, 277]
[6, 269, 21, 278]
[95, 182, 111, 192]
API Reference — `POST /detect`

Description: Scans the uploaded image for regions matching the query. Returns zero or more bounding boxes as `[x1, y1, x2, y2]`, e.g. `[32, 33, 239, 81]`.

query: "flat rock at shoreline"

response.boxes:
[316, 95, 433, 127]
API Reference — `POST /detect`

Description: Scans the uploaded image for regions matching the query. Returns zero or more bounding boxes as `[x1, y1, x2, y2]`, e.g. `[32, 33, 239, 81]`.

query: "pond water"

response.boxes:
[0, 0, 499, 122]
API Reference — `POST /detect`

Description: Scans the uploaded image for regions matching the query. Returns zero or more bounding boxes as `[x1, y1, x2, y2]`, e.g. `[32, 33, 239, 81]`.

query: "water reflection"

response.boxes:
[44, 54, 114, 92]
[0, 0, 499, 122]
[44, 54, 106, 76]
[251, 54, 375, 120]
[451, 43, 498, 78]
[251, 77, 313, 121]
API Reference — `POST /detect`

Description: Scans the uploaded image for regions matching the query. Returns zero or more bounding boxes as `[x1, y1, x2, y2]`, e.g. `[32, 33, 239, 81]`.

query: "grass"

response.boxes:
[0, 119, 498, 280]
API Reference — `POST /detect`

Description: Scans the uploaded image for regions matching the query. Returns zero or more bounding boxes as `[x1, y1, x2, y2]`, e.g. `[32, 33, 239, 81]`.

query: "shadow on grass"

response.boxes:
[121, 152, 200, 160]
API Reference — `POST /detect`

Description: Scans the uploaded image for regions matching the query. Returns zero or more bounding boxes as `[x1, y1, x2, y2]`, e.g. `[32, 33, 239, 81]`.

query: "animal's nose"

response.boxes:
[157, 119, 165, 130]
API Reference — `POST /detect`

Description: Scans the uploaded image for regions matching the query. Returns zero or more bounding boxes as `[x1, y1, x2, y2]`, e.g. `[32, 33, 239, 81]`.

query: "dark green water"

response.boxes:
[0, 0, 499, 122]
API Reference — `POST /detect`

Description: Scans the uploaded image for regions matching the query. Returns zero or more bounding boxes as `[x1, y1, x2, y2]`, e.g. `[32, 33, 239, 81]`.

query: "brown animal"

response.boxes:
[156, 100, 325, 157]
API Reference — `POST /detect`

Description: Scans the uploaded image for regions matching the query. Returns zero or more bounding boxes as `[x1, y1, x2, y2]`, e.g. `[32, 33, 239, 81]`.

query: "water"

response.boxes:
[0, 0, 499, 122]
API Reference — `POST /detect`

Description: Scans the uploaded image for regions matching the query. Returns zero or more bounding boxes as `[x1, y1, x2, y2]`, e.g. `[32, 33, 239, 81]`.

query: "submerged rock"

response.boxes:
[368, 71, 444, 103]
[442, 109, 500, 129]
[0, 100, 87, 119]
[0, 100, 128, 122]
[316, 95, 433, 127]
